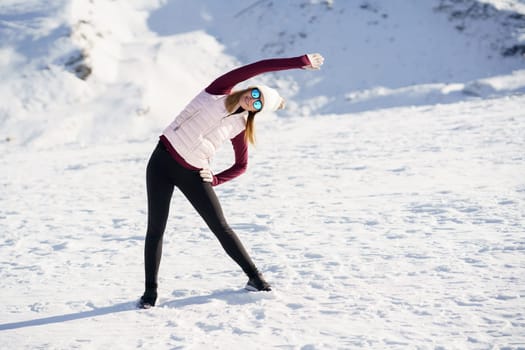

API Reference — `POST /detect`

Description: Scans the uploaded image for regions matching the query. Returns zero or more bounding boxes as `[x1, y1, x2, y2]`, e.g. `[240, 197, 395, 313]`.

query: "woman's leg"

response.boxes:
[144, 144, 175, 292]
[176, 174, 260, 278]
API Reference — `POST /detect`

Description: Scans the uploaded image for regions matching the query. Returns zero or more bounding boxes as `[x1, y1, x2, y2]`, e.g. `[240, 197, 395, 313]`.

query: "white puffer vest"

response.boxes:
[162, 90, 247, 169]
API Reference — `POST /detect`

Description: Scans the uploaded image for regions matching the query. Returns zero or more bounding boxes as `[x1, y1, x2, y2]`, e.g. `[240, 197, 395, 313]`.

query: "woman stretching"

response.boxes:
[139, 52, 325, 308]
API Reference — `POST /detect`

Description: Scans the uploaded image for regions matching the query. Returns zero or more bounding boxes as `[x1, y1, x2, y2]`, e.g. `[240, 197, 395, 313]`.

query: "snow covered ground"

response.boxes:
[1, 95, 524, 349]
[1, 0, 525, 349]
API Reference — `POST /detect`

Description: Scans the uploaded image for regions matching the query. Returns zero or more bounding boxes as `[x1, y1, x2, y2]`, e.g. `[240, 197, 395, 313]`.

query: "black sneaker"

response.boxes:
[245, 274, 272, 292]
[138, 289, 157, 309]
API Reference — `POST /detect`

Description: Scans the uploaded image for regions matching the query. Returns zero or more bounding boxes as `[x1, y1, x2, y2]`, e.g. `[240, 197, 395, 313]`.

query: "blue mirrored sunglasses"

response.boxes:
[251, 88, 263, 111]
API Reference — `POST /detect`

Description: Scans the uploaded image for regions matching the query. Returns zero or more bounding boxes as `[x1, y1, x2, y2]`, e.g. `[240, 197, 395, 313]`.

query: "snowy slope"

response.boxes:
[1, 0, 524, 148]
[148, 0, 525, 113]
[0, 0, 237, 148]
[1, 0, 525, 349]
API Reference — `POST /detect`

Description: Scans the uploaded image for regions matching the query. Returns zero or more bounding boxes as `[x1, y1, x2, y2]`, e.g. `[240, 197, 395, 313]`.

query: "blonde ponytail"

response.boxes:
[245, 112, 256, 145]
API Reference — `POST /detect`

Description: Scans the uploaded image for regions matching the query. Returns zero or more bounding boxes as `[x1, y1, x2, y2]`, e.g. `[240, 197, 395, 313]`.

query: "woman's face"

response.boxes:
[240, 89, 264, 112]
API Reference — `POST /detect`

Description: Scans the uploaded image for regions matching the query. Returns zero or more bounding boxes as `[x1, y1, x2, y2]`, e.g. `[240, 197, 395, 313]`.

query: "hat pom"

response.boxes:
[257, 85, 283, 113]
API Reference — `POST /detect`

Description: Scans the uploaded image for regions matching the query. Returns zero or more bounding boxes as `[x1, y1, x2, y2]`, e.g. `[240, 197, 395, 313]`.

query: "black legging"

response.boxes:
[144, 142, 258, 288]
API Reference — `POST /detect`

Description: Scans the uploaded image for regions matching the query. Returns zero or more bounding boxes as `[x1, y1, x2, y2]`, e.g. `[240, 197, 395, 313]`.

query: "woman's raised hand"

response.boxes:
[304, 53, 325, 70]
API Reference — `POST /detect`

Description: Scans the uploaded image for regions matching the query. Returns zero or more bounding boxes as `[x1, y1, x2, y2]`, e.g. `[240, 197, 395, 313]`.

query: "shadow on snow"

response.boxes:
[0, 289, 269, 330]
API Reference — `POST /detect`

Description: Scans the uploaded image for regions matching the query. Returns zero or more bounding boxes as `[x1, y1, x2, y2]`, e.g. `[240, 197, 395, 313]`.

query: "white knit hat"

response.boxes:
[256, 85, 283, 113]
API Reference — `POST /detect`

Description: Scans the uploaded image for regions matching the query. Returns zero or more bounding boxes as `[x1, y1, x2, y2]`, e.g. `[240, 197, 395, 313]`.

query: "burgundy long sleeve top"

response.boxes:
[161, 55, 310, 186]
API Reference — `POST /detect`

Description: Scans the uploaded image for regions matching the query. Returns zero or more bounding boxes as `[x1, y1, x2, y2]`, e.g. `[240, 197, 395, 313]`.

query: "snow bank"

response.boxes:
[0, 0, 236, 148]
